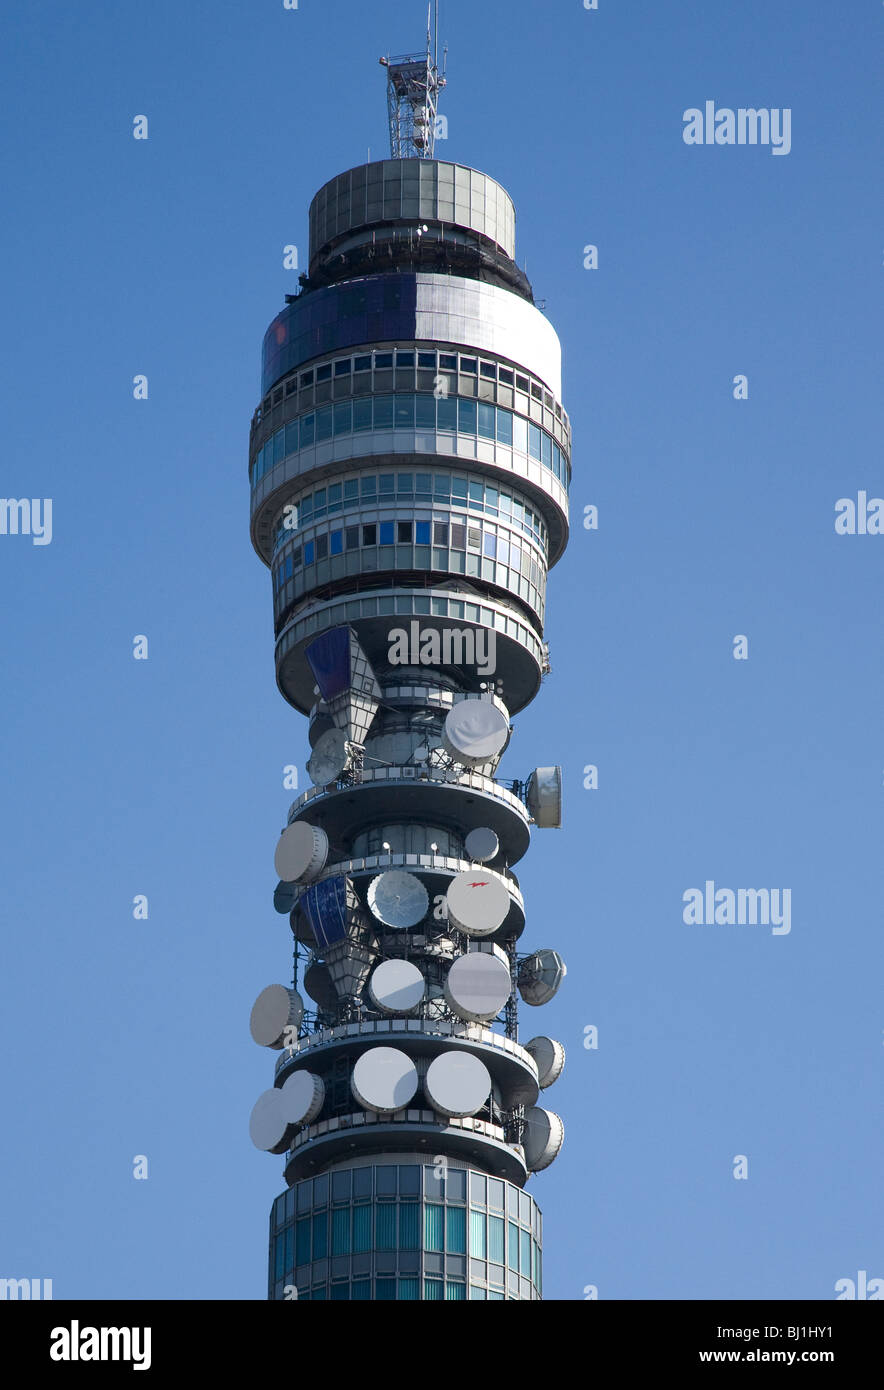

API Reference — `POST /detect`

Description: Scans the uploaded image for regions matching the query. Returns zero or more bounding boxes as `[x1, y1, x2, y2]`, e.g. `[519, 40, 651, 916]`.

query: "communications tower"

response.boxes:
[247, 24, 571, 1301]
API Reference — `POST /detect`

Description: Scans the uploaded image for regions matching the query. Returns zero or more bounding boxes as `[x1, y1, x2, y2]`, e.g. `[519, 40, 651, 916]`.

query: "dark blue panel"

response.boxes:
[305, 627, 350, 699]
[303, 876, 350, 949]
[261, 276, 419, 396]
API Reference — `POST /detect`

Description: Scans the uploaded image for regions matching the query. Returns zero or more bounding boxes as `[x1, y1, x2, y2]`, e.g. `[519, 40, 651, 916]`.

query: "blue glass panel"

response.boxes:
[374, 396, 394, 428]
[333, 402, 352, 435]
[488, 1215, 505, 1261]
[508, 1221, 519, 1271]
[315, 406, 333, 442]
[394, 395, 415, 427]
[478, 402, 495, 439]
[296, 1218, 311, 1265]
[376, 1204, 396, 1250]
[313, 1212, 328, 1259]
[353, 1204, 372, 1252]
[274, 430, 285, 465]
[446, 1206, 466, 1254]
[360, 476, 376, 498]
[424, 1204, 444, 1252]
[330, 1283, 349, 1300]
[483, 533, 497, 558]
[274, 1235, 285, 1280]
[330, 530, 343, 555]
[496, 408, 513, 446]
[424, 1279, 444, 1301]
[445, 1282, 466, 1300]
[353, 398, 372, 431]
[470, 1210, 486, 1257]
[415, 521, 431, 544]
[520, 1228, 531, 1275]
[542, 431, 552, 467]
[528, 423, 542, 460]
[397, 472, 413, 492]
[457, 398, 477, 434]
[379, 521, 394, 545]
[285, 421, 299, 454]
[415, 395, 436, 429]
[398, 1278, 420, 1301]
[300, 414, 315, 447]
[376, 1278, 396, 1300]
[331, 1207, 350, 1255]
[352, 1279, 371, 1299]
[437, 396, 457, 432]
[399, 1203, 419, 1249]
[304, 540, 314, 565]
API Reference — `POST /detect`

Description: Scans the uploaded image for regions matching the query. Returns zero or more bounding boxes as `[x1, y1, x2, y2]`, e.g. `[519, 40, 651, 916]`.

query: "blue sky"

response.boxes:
[0, 0, 880, 1300]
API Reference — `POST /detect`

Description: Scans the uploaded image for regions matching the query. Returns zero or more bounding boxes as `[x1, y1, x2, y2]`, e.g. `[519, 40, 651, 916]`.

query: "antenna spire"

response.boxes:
[378, 1, 446, 159]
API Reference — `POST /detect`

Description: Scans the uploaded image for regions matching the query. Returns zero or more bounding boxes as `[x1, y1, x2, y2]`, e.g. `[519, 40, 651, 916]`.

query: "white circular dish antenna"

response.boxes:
[425, 1051, 491, 1118]
[442, 700, 509, 766]
[444, 951, 512, 1022]
[464, 827, 500, 863]
[368, 959, 425, 1014]
[279, 1070, 325, 1126]
[518, 949, 567, 1006]
[307, 728, 349, 786]
[249, 1088, 290, 1153]
[524, 1036, 566, 1089]
[446, 870, 509, 937]
[350, 1046, 419, 1114]
[274, 821, 328, 884]
[522, 1106, 565, 1171]
[526, 766, 563, 828]
[367, 870, 429, 929]
[249, 985, 304, 1049]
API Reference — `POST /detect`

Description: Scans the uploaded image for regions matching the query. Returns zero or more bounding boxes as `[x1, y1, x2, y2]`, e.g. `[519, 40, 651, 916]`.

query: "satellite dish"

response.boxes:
[444, 950, 512, 1022]
[412, 744, 430, 763]
[274, 821, 328, 883]
[308, 700, 335, 748]
[526, 766, 563, 828]
[424, 1051, 491, 1118]
[350, 1046, 419, 1114]
[249, 984, 304, 1049]
[446, 870, 509, 937]
[368, 959, 425, 1014]
[518, 949, 567, 1006]
[464, 827, 499, 863]
[279, 1070, 325, 1126]
[442, 700, 510, 766]
[249, 1089, 290, 1153]
[273, 881, 297, 915]
[307, 728, 349, 786]
[522, 1106, 565, 1171]
[367, 870, 429, 929]
[524, 1036, 566, 1089]
[303, 959, 338, 1012]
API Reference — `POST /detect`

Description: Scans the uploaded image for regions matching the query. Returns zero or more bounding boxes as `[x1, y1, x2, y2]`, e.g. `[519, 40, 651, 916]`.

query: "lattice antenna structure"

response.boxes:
[379, 2, 447, 158]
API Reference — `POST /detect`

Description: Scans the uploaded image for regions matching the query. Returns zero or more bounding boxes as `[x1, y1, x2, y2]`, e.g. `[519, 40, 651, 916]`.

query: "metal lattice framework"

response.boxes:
[379, 3, 446, 158]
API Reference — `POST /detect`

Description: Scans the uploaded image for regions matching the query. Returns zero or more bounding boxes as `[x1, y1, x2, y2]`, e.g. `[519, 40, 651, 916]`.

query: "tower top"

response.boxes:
[379, 1, 447, 158]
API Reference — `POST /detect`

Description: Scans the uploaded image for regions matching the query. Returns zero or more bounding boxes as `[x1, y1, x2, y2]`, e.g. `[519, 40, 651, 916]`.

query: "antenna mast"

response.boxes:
[378, 1, 446, 159]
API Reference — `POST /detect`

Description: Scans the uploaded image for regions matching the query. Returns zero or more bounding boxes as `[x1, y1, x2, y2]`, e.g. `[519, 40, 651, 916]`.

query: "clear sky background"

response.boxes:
[1, 0, 880, 1301]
